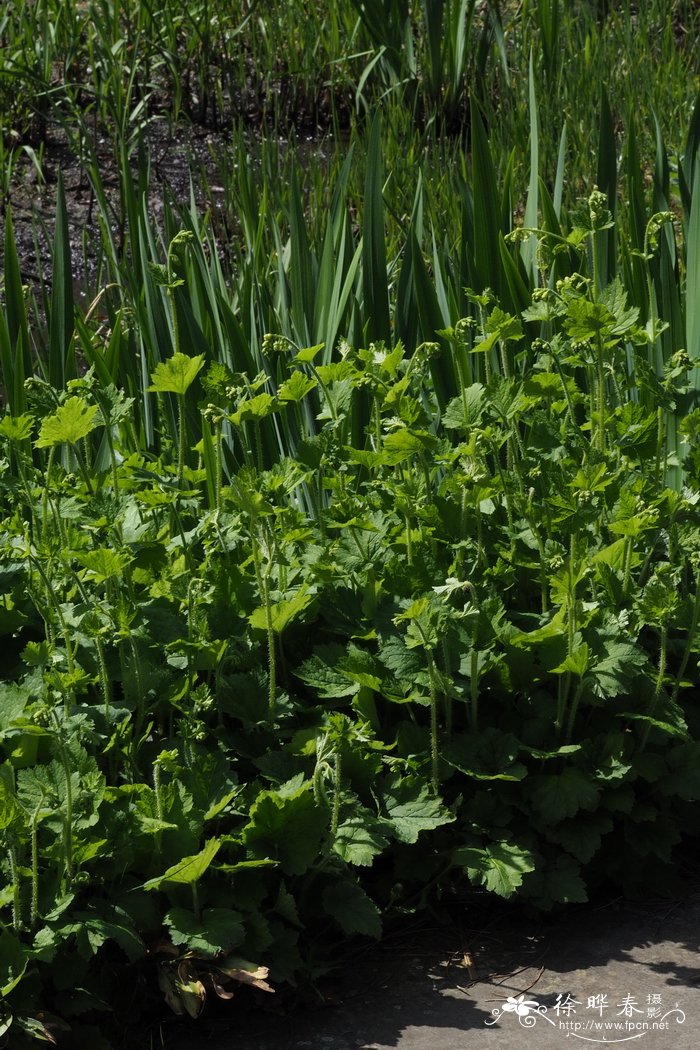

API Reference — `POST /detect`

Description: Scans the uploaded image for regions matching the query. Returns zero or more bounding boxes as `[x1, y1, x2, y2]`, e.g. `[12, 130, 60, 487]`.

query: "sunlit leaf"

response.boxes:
[148, 352, 205, 396]
[35, 396, 99, 447]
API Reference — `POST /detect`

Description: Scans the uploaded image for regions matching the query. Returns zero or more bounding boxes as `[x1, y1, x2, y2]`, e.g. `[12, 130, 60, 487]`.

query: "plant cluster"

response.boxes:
[1, 237, 700, 1037]
[1, 0, 700, 1046]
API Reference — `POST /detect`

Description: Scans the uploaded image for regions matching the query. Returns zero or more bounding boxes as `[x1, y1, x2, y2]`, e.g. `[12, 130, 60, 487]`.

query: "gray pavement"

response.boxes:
[163, 897, 700, 1050]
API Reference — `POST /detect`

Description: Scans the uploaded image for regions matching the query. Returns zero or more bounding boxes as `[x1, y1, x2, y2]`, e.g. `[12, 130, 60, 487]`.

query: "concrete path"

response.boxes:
[163, 898, 700, 1050]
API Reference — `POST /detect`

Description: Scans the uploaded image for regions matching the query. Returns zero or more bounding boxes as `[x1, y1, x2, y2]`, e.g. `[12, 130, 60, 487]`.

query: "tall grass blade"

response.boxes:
[362, 112, 391, 345]
[521, 51, 539, 284]
[680, 90, 700, 218]
[289, 163, 315, 347]
[48, 171, 75, 389]
[2, 209, 30, 414]
[624, 117, 648, 312]
[595, 88, 616, 292]
[422, 0, 444, 104]
[553, 122, 567, 220]
[470, 99, 503, 294]
[499, 234, 530, 314]
[687, 162, 700, 399]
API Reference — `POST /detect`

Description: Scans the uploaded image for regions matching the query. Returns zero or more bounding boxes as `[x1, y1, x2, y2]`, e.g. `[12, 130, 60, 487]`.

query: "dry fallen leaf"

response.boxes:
[177, 960, 207, 1019]
[218, 955, 275, 993]
[209, 975, 236, 1000]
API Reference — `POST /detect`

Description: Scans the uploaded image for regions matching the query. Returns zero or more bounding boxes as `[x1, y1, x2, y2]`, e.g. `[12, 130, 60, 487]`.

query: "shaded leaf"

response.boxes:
[454, 841, 537, 898]
[164, 908, 244, 958]
[322, 880, 382, 939]
[381, 776, 454, 843]
[242, 783, 327, 875]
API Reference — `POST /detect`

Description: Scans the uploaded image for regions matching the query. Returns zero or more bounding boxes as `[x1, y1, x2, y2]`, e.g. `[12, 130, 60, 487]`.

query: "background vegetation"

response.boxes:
[1, 0, 700, 1046]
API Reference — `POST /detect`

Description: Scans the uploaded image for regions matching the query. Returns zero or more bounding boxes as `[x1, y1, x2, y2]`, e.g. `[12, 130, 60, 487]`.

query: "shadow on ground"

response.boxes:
[152, 896, 700, 1050]
[146, 894, 700, 1050]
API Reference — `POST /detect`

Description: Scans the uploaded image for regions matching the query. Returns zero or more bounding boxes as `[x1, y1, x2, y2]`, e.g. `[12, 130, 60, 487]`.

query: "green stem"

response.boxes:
[53, 734, 74, 886]
[177, 393, 186, 489]
[672, 571, 700, 703]
[30, 818, 39, 930]
[426, 650, 440, 793]
[214, 418, 223, 516]
[622, 535, 634, 596]
[331, 750, 342, 837]
[470, 643, 479, 733]
[441, 637, 453, 739]
[8, 845, 21, 931]
[639, 624, 668, 753]
[95, 634, 111, 719]
[41, 447, 55, 545]
[557, 538, 578, 738]
[564, 679, 585, 745]
[69, 440, 95, 496]
[252, 537, 277, 724]
[127, 635, 146, 768]
[476, 504, 485, 569]
[30, 554, 77, 712]
[265, 574, 277, 724]
[499, 339, 511, 380]
[488, 437, 515, 551]
[654, 404, 664, 488]
[551, 347, 580, 438]
[596, 333, 606, 454]
[153, 761, 164, 854]
[105, 423, 121, 502]
[405, 513, 413, 565]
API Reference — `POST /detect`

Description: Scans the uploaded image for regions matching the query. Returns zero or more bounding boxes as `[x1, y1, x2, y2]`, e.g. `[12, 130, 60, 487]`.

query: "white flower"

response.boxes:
[502, 994, 540, 1017]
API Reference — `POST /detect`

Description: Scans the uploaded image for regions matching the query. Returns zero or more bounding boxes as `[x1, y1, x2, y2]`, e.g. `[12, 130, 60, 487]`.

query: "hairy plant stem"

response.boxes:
[331, 750, 342, 837]
[95, 634, 111, 719]
[623, 535, 634, 596]
[122, 632, 146, 772]
[191, 880, 201, 921]
[214, 417, 223, 515]
[8, 844, 21, 931]
[564, 679, 586, 745]
[176, 393, 186, 489]
[548, 347, 575, 429]
[654, 405, 665, 488]
[476, 503, 485, 568]
[405, 513, 413, 564]
[29, 553, 77, 712]
[441, 637, 453, 739]
[425, 649, 440, 793]
[499, 339, 511, 380]
[672, 570, 700, 703]
[153, 760, 164, 853]
[596, 332, 606, 454]
[264, 571, 276, 723]
[488, 437, 516, 552]
[639, 624, 668, 753]
[470, 644, 479, 733]
[66, 570, 113, 719]
[40, 447, 55, 545]
[556, 535, 578, 739]
[252, 535, 277, 723]
[30, 818, 39, 930]
[50, 720, 74, 886]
